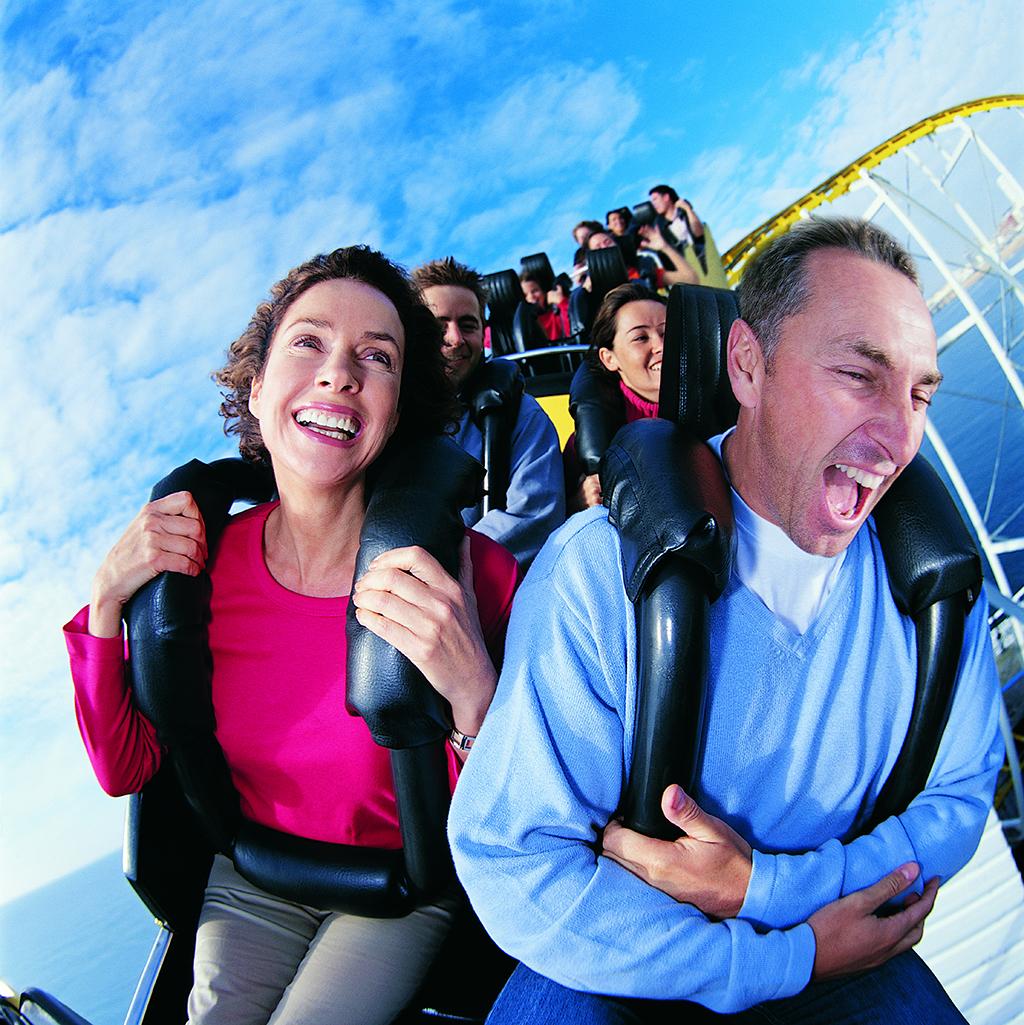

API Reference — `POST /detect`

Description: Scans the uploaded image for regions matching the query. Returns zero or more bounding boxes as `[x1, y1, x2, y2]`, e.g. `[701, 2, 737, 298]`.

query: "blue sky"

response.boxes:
[1, 0, 1022, 903]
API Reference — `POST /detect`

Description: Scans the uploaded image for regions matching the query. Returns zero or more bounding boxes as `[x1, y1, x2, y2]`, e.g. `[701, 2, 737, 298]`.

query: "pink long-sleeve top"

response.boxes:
[65, 502, 520, 849]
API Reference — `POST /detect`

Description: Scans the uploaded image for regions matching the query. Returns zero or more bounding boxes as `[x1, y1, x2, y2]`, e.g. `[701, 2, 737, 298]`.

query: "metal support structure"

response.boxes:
[925, 421, 1024, 654]
[902, 148, 1024, 312]
[123, 924, 172, 1025]
[961, 119, 1024, 212]
[859, 168, 1024, 414]
[721, 95, 1024, 280]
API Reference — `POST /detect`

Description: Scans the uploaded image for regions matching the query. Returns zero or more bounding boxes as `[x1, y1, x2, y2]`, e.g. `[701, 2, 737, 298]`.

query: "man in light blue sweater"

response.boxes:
[413, 257, 564, 568]
[448, 220, 1003, 1023]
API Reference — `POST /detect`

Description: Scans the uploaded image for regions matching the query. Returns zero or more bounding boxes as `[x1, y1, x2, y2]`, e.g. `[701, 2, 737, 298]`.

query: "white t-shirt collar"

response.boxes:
[707, 428, 846, 635]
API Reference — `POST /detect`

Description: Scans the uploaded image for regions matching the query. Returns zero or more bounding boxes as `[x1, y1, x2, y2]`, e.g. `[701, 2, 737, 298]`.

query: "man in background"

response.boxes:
[413, 257, 564, 567]
[649, 182, 705, 264]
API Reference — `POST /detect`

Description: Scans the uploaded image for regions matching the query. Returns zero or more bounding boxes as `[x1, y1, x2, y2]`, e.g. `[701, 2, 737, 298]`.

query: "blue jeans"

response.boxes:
[486, 952, 967, 1025]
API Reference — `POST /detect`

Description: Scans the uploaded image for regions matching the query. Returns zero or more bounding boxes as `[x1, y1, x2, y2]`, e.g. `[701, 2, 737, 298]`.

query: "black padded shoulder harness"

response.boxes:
[568, 360, 625, 478]
[602, 283, 982, 839]
[125, 437, 483, 915]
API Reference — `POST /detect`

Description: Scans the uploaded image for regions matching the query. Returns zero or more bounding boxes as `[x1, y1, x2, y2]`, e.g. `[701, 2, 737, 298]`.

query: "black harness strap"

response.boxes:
[462, 358, 525, 517]
[127, 458, 274, 854]
[604, 420, 733, 839]
[346, 436, 484, 896]
[568, 360, 625, 477]
[863, 455, 981, 830]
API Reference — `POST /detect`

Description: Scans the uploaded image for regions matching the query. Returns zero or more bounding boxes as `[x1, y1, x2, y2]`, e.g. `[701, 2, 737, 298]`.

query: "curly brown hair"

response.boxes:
[214, 246, 457, 464]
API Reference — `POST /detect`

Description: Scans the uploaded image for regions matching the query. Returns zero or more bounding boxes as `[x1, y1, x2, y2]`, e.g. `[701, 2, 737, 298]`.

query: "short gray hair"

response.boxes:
[738, 218, 919, 366]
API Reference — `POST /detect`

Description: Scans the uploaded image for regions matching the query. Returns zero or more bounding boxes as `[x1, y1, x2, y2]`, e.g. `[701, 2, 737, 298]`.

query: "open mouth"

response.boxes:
[823, 463, 886, 521]
[650, 360, 662, 374]
[293, 409, 361, 441]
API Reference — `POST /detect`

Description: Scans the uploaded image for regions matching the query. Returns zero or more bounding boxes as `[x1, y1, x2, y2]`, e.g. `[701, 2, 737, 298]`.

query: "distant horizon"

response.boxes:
[2, 0, 1022, 903]
[0, 846, 122, 910]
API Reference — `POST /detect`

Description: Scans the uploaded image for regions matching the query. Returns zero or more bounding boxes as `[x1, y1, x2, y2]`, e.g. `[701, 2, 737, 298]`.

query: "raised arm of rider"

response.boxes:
[638, 225, 698, 286]
[678, 199, 704, 238]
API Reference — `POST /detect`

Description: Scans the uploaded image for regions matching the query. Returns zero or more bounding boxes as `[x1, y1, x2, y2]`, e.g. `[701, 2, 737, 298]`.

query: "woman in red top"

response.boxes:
[66, 246, 519, 1024]
[564, 282, 667, 512]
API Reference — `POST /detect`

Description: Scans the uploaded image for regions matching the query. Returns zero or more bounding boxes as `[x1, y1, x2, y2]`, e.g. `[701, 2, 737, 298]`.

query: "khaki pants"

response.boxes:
[187, 854, 458, 1025]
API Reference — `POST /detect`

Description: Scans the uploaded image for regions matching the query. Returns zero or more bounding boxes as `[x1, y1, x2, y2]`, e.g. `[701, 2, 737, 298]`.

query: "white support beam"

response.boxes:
[925, 421, 1024, 664]
[861, 169, 1024, 414]
[961, 119, 1024, 210]
[904, 148, 1024, 313]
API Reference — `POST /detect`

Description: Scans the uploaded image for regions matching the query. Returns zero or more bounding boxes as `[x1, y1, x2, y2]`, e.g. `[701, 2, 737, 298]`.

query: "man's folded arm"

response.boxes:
[740, 596, 1004, 930]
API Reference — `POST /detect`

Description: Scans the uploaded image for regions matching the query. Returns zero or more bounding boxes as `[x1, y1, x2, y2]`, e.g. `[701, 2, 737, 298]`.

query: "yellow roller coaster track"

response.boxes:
[721, 94, 1024, 283]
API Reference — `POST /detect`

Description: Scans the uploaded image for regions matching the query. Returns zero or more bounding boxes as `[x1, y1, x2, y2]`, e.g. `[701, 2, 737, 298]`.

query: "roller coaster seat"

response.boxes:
[120, 440, 513, 1024]
[605, 282, 982, 838]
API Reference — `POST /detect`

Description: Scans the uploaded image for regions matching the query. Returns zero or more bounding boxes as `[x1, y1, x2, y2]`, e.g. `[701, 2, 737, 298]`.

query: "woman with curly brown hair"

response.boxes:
[63, 246, 519, 1024]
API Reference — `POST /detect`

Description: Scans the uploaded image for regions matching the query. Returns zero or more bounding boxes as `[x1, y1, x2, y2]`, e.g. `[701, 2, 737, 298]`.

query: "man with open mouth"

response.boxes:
[449, 219, 1003, 1024]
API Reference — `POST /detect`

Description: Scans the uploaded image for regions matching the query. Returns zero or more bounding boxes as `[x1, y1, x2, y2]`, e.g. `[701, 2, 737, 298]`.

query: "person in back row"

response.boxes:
[521, 271, 569, 340]
[563, 282, 665, 512]
[413, 257, 565, 568]
[573, 219, 605, 248]
[649, 182, 705, 261]
[606, 206, 635, 239]
[449, 218, 1003, 1023]
[587, 230, 697, 290]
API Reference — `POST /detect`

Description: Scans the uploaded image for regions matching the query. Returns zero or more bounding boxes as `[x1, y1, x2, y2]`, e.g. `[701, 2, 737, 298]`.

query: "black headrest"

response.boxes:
[520, 252, 555, 293]
[482, 269, 520, 357]
[659, 283, 741, 439]
[587, 246, 629, 307]
[568, 360, 624, 476]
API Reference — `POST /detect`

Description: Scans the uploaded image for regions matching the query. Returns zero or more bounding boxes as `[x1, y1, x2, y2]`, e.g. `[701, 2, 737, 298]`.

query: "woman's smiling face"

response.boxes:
[597, 299, 667, 403]
[248, 277, 404, 492]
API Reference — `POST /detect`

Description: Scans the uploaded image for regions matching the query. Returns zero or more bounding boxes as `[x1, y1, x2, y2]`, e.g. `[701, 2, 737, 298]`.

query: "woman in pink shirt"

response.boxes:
[65, 246, 519, 1024]
[563, 283, 667, 512]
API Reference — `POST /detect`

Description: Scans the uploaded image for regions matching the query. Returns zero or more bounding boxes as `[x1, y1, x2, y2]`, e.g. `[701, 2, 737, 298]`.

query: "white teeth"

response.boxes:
[834, 463, 885, 489]
[295, 410, 359, 436]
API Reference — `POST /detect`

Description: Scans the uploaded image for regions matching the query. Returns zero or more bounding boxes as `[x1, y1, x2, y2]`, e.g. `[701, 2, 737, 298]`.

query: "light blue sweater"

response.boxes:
[448, 505, 1002, 1012]
[454, 392, 565, 568]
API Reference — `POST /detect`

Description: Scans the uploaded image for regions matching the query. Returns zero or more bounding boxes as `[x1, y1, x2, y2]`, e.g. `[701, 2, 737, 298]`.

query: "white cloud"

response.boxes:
[668, 0, 1024, 254]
